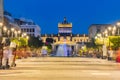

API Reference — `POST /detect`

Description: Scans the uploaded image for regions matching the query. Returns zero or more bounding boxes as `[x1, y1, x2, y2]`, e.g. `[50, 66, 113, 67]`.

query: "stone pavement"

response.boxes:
[0, 57, 120, 80]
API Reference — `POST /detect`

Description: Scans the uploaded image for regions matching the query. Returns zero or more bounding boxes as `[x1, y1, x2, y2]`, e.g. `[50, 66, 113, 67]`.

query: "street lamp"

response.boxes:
[95, 33, 102, 45]
[7, 30, 10, 38]
[14, 30, 17, 37]
[23, 33, 27, 36]
[18, 30, 21, 36]
[107, 26, 113, 48]
[116, 21, 120, 35]
[11, 28, 14, 37]
[11, 28, 14, 31]
[0, 23, 3, 37]
[26, 36, 29, 40]
[104, 30, 108, 35]
[3, 27, 7, 31]
[108, 27, 112, 36]
[3, 26, 7, 37]
[22, 33, 27, 38]
[102, 31, 106, 45]
[17, 30, 21, 40]
[112, 26, 116, 35]
[0, 23, 3, 26]
[113, 26, 116, 30]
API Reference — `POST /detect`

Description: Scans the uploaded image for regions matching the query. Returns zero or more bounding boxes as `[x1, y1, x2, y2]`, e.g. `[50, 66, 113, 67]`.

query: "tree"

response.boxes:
[46, 38, 54, 44]
[11, 37, 28, 47]
[110, 36, 120, 49]
[28, 37, 43, 48]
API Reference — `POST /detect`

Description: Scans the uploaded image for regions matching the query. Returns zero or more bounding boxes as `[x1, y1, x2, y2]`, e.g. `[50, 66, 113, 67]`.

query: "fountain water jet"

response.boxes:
[56, 44, 68, 56]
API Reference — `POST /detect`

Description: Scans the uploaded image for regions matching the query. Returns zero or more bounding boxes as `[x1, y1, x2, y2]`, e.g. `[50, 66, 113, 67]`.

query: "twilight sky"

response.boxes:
[4, 0, 120, 34]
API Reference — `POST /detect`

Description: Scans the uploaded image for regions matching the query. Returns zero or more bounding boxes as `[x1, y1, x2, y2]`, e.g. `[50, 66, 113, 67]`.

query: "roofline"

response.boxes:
[88, 24, 113, 30]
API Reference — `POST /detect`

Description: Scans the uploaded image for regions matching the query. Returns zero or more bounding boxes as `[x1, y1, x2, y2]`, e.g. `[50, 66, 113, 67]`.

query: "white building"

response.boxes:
[89, 24, 113, 39]
[15, 18, 41, 38]
[20, 24, 41, 37]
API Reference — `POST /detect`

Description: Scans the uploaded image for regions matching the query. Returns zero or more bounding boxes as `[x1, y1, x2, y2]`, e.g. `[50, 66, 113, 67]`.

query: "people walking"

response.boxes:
[41, 48, 47, 57]
[102, 45, 107, 59]
[107, 48, 113, 61]
[2, 46, 12, 69]
[11, 48, 17, 67]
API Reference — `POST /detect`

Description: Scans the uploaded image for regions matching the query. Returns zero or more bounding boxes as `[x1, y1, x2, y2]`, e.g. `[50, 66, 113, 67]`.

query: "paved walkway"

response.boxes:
[0, 57, 120, 80]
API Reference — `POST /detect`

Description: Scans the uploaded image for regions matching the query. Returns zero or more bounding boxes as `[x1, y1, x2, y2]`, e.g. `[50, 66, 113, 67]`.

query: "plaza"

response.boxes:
[1, 0, 120, 80]
[0, 57, 120, 80]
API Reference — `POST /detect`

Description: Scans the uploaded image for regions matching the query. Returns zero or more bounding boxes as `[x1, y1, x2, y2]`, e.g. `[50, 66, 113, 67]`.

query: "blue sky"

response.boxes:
[4, 0, 120, 34]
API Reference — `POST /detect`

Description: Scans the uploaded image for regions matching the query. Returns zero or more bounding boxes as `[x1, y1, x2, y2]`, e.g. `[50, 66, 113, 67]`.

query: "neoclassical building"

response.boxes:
[41, 17, 90, 44]
[15, 18, 41, 38]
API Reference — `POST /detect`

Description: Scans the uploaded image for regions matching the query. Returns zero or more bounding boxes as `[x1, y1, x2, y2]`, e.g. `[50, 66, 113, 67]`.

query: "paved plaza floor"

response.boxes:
[0, 57, 120, 80]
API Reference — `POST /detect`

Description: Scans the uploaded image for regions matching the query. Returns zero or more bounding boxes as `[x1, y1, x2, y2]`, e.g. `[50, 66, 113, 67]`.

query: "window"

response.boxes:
[97, 28, 100, 33]
[27, 29, 29, 32]
[21, 29, 23, 32]
[30, 29, 32, 32]
[32, 34, 34, 36]
[24, 29, 26, 32]
[32, 28, 35, 32]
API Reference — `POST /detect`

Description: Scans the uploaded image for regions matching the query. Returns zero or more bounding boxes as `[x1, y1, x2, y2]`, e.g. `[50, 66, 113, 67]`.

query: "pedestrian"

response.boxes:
[107, 48, 113, 61]
[11, 48, 17, 67]
[67, 49, 70, 57]
[2, 46, 12, 69]
[102, 45, 107, 59]
[41, 48, 47, 57]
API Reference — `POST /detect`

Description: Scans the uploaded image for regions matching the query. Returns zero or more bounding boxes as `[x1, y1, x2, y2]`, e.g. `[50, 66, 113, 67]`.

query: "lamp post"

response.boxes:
[94, 33, 102, 45]
[116, 22, 120, 35]
[107, 26, 116, 48]
[26, 36, 29, 45]
[11, 28, 14, 38]
[112, 26, 116, 36]
[7, 30, 10, 38]
[102, 30, 106, 45]
[3, 26, 7, 37]
[107, 26, 113, 48]
[18, 30, 21, 37]
[108, 27, 112, 36]
[17, 30, 21, 40]
[26, 36, 29, 40]
[14, 30, 17, 37]
[22, 33, 27, 37]
[102, 32, 105, 45]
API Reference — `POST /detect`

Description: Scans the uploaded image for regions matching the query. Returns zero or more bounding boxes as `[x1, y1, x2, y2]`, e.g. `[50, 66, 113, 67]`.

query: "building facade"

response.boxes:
[41, 17, 89, 44]
[58, 17, 72, 36]
[15, 18, 41, 37]
[3, 11, 20, 38]
[89, 24, 113, 39]
[0, 0, 3, 37]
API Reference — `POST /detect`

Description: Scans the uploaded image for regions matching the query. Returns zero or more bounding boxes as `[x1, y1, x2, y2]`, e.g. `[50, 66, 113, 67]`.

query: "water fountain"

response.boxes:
[56, 44, 68, 56]
[53, 38, 76, 57]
